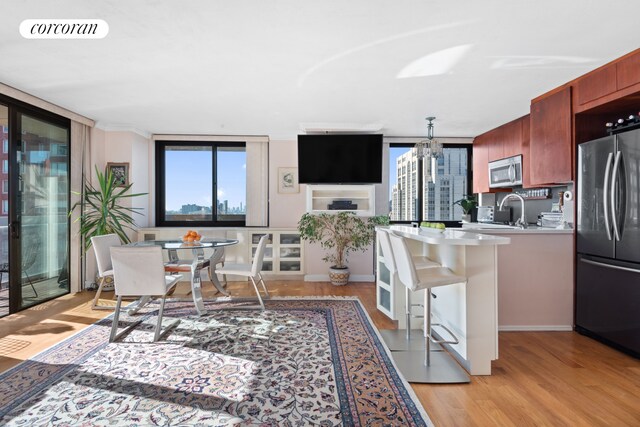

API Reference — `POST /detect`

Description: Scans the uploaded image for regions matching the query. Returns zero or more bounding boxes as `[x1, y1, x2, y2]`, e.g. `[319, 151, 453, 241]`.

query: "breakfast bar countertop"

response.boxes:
[460, 223, 574, 234]
[389, 225, 511, 246]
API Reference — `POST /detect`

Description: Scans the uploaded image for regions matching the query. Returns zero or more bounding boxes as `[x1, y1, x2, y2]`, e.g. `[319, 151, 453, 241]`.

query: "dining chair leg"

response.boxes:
[92, 277, 115, 310]
[249, 276, 266, 309]
[154, 297, 166, 341]
[257, 272, 269, 298]
[153, 296, 181, 341]
[127, 295, 151, 315]
[109, 296, 123, 342]
[110, 295, 143, 343]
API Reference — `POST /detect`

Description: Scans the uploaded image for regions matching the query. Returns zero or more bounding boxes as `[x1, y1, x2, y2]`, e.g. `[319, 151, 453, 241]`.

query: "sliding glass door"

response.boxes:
[0, 104, 8, 316]
[0, 96, 70, 317]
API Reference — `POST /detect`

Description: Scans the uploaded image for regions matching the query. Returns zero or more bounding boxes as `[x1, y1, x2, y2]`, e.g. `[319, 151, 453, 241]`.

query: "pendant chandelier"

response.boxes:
[415, 116, 443, 160]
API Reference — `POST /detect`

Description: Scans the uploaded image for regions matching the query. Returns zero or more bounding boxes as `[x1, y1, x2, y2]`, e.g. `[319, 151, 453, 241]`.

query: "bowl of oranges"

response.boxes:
[182, 230, 203, 243]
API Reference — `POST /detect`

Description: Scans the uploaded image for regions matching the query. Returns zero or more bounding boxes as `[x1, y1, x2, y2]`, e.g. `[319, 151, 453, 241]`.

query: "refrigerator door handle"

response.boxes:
[611, 151, 622, 241]
[603, 152, 613, 241]
[580, 258, 640, 275]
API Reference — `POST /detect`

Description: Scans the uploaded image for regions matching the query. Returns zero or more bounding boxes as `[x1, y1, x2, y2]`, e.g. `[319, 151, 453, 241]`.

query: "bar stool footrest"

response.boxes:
[428, 323, 459, 345]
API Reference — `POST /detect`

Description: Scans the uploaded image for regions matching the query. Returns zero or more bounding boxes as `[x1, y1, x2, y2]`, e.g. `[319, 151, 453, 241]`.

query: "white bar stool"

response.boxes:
[377, 228, 440, 351]
[388, 231, 470, 383]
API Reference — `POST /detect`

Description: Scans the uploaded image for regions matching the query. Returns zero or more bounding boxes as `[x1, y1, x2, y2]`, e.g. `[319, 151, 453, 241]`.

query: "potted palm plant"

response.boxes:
[453, 194, 478, 223]
[70, 166, 147, 288]
[298, 211, 389, 285]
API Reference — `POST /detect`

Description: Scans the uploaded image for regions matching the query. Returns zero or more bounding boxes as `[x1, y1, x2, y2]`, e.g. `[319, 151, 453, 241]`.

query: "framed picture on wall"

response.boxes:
[278, 167, 299, 194]
[106, 162, 129, 187]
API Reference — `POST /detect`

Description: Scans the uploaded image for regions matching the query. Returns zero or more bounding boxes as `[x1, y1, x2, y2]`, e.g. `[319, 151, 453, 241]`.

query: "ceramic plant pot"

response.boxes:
[329, 266, 350, 286]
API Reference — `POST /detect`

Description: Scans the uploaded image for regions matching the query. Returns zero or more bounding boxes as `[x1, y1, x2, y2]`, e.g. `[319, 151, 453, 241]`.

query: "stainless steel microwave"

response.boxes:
[488, 155, 523, 188]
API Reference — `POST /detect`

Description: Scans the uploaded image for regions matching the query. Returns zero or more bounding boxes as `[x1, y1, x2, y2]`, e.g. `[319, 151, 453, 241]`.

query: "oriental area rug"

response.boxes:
[0, 297, 432, 426]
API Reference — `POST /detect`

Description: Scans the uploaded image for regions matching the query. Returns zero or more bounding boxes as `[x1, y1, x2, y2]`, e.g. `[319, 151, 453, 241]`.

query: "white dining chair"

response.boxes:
[90, 234, 122, 310]
[377, 228, 440, 350]
[388, 231, 469, 383]
[215, 234, 270, 309]
[109, 245, 182, 342]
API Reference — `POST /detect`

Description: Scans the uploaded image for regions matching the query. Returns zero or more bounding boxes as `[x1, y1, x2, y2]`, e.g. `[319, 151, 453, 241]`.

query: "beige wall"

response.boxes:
[90, 135, 378, 280]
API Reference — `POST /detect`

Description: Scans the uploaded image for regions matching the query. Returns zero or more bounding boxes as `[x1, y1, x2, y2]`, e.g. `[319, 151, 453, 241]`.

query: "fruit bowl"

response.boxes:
[181, 230, 202, 243]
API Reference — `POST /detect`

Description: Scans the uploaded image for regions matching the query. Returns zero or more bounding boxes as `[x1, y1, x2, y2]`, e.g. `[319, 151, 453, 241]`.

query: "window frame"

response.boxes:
[155, 140, 246, 227]
[388, 143, 472, 228]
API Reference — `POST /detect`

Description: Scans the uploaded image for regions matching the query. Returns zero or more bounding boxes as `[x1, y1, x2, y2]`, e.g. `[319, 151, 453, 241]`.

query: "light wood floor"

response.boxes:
[1, 280, 639, 426]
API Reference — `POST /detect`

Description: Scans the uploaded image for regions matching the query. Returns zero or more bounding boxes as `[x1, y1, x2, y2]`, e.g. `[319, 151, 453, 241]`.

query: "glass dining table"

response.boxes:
[126, 238, 239, 316]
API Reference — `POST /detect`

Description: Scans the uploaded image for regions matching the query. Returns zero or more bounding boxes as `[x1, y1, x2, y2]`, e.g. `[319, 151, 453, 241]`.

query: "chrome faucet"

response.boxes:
[499, 194, 528, 228]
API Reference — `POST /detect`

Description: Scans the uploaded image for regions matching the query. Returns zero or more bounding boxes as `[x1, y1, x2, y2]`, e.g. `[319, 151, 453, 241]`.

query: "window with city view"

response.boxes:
[156, 141, 246, 226]
[388, 145, 470, 223]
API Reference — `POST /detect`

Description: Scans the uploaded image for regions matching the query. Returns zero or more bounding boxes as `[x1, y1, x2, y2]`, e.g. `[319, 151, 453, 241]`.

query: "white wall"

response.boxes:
[87, 135, 378, 280]
[268, 140, 306, 227]
[269, 139, 378, 280]
[83, 128, 151, 283]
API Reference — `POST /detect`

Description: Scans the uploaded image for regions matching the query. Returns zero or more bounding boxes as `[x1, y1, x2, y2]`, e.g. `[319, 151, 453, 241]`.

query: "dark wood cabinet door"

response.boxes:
[487, 127, 504, 162]
[616, 50, 640, 90]
[530, 87, 573, 185]
[501, 118, 523, 159]
[520, 115, 532, 188]
[576, 64, 617, 105]
[472, 135, 490, 194]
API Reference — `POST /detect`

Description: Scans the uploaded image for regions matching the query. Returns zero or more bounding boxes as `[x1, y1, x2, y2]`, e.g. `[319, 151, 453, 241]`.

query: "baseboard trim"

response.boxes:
[499, 325, 573, 332]
[304, 274, 375, 282]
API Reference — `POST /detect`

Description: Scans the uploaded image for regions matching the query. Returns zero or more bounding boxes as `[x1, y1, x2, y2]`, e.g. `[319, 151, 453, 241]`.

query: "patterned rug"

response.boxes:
[0, 297, 432, 426]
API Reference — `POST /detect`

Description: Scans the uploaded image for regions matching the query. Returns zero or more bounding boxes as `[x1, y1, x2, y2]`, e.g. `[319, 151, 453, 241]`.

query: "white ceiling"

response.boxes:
[1, 0, 638, 139]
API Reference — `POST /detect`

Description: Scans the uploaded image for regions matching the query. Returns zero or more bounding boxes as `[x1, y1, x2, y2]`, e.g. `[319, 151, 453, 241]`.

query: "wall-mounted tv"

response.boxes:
[297, 134, 383, 184]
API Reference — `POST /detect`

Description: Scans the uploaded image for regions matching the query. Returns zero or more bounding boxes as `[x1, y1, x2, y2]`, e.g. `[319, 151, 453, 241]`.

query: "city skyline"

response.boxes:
[164, 148, 246, 213]
[389, 146, 468, 221]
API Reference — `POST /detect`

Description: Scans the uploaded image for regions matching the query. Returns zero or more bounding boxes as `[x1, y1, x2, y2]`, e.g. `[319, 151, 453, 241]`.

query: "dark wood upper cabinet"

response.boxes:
[485, 117, 523, 162]
[520, 115, 532, 188]
[530, 86, 573, 185]
[576, 64, 617, 105]
[616, 50, 640, 90]
[473, 115, 527, 192]
[472, 135, 490, 194]
[501, 118, 523, 159]
[487, 127, 504, 162]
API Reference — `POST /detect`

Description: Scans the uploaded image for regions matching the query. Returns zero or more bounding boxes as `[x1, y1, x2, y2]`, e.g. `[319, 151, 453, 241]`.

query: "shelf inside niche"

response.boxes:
[306, 184, 375, 216]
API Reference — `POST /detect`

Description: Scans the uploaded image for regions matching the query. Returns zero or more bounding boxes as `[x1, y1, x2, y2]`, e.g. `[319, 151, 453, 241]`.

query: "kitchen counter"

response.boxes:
[461, 222, 573, 234]
[390, 225, 512, 245]
[379, 225, 509, 375]
[461, 226, 574, 331]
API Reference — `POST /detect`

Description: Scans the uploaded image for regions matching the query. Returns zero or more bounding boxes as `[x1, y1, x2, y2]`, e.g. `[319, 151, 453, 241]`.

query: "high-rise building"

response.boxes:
[390, 147, 467, 221]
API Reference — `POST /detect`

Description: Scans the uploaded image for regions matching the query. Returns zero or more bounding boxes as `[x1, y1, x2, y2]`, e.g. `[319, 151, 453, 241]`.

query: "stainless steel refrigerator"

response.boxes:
[577, 128, 640, 357]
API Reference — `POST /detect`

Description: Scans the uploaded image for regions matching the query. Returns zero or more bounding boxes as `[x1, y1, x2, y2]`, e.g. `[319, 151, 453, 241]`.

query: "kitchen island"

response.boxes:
[378, 225, 510, 375]
[461, 223, 574, 331]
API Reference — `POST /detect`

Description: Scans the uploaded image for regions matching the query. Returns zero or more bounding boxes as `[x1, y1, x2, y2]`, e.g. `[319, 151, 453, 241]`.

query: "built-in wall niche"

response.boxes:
[305, 185, 375, 216]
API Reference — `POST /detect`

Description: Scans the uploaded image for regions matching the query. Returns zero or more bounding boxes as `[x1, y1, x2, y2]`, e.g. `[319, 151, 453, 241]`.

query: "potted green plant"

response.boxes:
[70, 166, 147, 288]
[298, 211, 389, 285]
[453, 194, 477, 223]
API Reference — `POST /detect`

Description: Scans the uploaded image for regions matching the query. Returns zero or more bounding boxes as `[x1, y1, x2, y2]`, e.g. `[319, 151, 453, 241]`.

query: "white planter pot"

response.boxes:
[328, 266, 350, 286]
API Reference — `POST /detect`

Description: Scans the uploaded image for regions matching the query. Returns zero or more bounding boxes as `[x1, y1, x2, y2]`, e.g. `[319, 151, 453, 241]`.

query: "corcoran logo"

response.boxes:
[20, 19, 109, 39]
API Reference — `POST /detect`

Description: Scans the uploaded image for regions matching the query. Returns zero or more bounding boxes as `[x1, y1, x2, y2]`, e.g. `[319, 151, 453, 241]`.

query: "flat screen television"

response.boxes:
[297, 134, 383, 184]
